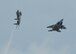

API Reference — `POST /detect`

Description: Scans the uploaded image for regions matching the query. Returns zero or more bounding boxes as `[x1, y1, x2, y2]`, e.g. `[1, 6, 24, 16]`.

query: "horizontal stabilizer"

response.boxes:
[14, 18, 18, 20]
[14, 23, 18, 25]
[62, 26, 66, 29]
[47, 25, 54, 28]
[61, 25, 66, 29]
[48, 30, 53, 32]
[57, 30, 61, 32]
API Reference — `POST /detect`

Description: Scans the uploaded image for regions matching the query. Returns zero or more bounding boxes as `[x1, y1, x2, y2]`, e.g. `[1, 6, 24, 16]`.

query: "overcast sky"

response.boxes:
[0, 0, 76, 54]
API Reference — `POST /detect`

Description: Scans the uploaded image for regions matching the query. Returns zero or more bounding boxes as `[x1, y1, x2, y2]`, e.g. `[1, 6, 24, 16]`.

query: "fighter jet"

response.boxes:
[14, 10, 22, 26]
[14, 10, 22, 20]
[47, 19, 66, 32]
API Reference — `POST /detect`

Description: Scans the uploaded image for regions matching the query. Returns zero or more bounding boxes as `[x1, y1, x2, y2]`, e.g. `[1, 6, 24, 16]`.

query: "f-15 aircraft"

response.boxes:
[47, 19, 66, 32]
[14, 10, 22, 26]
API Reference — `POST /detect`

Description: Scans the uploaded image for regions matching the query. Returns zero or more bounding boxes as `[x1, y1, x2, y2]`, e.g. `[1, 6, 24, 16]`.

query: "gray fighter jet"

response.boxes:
[47, 19, 66, 32]
[14, 10, 22, 26]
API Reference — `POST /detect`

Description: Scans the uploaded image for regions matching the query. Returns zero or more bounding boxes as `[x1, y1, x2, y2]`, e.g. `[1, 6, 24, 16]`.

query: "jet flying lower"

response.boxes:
[47, 19, 66, 32]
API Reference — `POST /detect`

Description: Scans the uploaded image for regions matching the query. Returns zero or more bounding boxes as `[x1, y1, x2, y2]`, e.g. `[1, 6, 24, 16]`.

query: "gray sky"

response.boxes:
[0, 0, 76, 54]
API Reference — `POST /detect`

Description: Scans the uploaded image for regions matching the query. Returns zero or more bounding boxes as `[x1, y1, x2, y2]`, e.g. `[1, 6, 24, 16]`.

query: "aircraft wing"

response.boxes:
[61, 25, 66, 29]
[47, 25, 54, 28]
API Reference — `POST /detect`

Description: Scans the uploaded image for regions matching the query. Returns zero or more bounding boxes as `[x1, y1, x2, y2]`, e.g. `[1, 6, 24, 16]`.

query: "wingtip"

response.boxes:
[48, 30, 53, 32]
[61, 18, 63, 21]
[47, 26, 50, 28]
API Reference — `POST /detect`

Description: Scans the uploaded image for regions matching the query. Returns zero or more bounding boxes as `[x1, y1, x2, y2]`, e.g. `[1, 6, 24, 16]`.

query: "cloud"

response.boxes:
[59, 45, 70, 54]
[0, 42, 70, 54]
[0, 47, 24, 54]
[26, 42, 70, 54]
[25, 36, 70, 54]
[26, 42, 50, 54]
[0, 34, 70, 54]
